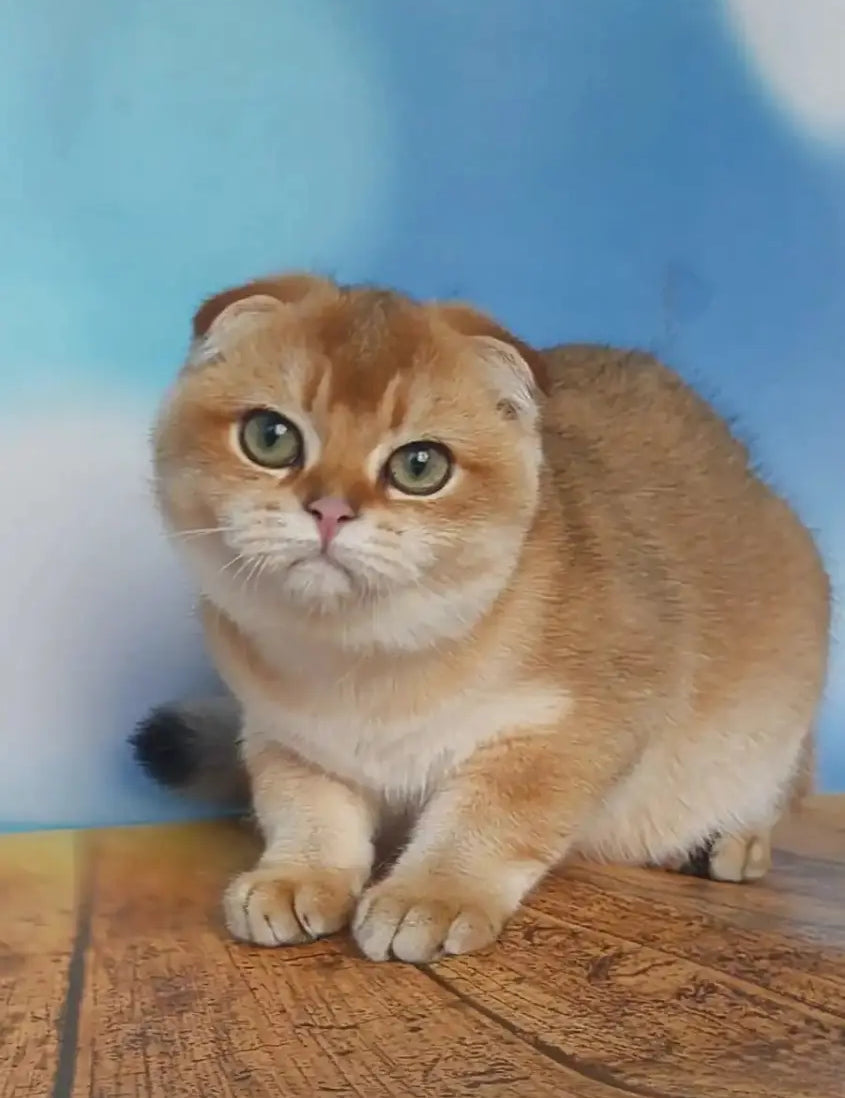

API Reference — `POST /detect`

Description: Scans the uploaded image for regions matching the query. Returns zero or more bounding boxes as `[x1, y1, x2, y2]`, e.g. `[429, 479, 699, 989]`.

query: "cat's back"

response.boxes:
[541, 343, 752, 489]
[536, 345, 828, 855]
[541, 343, 802, 537]
[538, 343, 829, 676]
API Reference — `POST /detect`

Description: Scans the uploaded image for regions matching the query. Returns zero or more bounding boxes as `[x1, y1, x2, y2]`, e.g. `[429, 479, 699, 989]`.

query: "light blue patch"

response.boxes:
[0, 0, 394, 388]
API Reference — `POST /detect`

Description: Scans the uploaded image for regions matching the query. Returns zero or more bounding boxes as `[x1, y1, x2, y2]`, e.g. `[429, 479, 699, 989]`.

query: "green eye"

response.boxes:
[385, 441, 453, 496]
[239, 409, 304, 469]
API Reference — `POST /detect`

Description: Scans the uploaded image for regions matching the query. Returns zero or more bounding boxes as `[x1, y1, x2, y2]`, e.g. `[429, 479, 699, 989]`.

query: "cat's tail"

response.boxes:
[130, 695, 250, 806]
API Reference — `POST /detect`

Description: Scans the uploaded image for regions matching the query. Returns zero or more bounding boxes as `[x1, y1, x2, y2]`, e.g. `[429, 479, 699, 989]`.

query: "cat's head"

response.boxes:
[154, 273, 548, 646]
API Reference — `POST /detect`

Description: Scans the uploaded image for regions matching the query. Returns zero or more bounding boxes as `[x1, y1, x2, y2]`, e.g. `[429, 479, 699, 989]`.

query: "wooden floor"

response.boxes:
[2, 798, 844, 1098]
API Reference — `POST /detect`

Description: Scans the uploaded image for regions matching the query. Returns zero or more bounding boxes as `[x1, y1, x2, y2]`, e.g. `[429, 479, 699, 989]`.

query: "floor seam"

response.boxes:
[421, 965, 672, 1098]
[50, 833, 95, 1098]
[521, 899, 845, 1026]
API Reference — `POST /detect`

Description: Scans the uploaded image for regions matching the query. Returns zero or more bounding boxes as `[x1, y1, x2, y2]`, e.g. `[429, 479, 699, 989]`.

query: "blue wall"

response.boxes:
[0, 0, 842, 828]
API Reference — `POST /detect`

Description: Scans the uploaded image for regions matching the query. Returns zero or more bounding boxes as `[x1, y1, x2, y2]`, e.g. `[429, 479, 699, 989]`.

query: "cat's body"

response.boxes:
[138, 274, 828, 961]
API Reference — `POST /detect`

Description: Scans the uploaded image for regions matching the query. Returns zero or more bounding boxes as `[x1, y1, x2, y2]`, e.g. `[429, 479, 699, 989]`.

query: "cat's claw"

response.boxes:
[223, 866, 361, 946]
[352, 875, 505, 963]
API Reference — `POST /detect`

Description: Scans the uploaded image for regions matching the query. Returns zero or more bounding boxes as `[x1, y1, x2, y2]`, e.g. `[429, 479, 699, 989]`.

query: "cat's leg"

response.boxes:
[224, 739, 377, 946]
[665, 728, 814, 882]
[353, 729, 630, 963]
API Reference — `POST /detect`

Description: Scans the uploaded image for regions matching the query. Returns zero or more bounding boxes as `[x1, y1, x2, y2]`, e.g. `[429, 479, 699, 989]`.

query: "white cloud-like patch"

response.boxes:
[0, 398, 219, 828]
[724, 0, 845, 146]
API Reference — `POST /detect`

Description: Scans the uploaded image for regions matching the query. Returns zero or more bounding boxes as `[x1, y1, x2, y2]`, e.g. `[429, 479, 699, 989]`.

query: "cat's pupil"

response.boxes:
[407, 449, 430, 478]
[263, 421, 285, 447]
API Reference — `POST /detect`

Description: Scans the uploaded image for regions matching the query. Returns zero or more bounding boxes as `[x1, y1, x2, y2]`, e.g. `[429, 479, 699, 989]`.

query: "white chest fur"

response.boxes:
[238, 651, 568, 804]
[195, 545, 567, 803]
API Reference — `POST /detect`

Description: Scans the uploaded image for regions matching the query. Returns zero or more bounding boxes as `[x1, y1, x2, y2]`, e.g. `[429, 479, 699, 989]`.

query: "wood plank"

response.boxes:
[1, 797, 842, 1097]
[527, 870, 845, 1017]
[430, 909, 844, 1098]
[71, 822, 615, 1097]
[0, 831, 80, 1098]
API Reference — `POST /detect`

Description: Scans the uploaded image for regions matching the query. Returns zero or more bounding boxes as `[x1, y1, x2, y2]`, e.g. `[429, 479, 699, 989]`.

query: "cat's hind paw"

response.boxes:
[673, 829, 772, 883]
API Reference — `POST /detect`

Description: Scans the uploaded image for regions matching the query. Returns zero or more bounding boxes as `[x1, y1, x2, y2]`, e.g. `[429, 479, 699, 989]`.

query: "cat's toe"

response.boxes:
[353, 876, 503, 963]
[223, 867, 359, 946]
[708, 831, 771, 882]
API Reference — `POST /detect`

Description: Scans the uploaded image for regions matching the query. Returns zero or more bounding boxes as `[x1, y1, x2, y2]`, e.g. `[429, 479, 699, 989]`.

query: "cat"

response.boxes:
[134, 272, 829, 962]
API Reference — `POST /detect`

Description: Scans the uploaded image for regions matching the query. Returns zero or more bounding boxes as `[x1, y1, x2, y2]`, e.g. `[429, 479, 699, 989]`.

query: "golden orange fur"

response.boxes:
[153, 273, 830, 962]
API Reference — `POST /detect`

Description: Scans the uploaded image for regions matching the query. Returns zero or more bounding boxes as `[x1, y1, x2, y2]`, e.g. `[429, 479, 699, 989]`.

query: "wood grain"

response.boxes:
[0, 832, 80, 1098]
[1, 799, 843, 1097]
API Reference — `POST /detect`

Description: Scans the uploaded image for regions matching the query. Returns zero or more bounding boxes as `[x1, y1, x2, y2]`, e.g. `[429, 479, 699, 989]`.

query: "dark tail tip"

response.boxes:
[130, 706, 200, 790]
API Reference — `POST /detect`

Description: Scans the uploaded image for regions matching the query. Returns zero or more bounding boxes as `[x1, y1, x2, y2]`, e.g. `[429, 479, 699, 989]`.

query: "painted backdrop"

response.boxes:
[1, 0, 843, 828]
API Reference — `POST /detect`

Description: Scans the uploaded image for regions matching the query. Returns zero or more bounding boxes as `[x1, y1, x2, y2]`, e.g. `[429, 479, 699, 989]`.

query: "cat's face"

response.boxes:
[155, 276, 547, 637]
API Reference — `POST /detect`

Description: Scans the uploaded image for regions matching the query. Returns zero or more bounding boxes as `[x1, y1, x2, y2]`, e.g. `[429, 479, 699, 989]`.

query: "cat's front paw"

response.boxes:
[223, 866, 364, 946]
[352, 873, 507, 963]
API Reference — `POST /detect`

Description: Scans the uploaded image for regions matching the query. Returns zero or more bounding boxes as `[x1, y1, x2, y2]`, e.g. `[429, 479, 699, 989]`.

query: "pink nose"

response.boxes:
[306, 496, 356, 548]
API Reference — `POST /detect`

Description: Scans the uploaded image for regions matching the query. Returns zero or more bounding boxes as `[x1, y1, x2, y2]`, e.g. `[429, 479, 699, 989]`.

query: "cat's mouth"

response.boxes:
[287, 551, 356, 586]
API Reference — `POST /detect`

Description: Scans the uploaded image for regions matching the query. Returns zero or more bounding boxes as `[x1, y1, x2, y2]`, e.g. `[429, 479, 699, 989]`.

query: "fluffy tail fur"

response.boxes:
[130, 696, 249, 806]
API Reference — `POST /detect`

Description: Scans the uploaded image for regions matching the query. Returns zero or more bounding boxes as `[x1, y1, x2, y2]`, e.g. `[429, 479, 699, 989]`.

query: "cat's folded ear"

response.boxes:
[434, 302, 549, 421]
[185, 272, 337, 368]
[192, 272, 337, 339]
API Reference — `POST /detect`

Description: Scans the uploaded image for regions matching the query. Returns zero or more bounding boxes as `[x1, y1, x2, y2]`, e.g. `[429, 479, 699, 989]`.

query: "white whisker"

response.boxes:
[218, 553, 248, 577]
[245, 555, 267, 593]
[170, 525, 239, 541]
[229, 555, 257, 586]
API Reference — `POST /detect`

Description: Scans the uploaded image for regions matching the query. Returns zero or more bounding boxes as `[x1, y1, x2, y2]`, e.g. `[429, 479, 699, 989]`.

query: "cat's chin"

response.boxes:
[280, 554, 358, 609]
